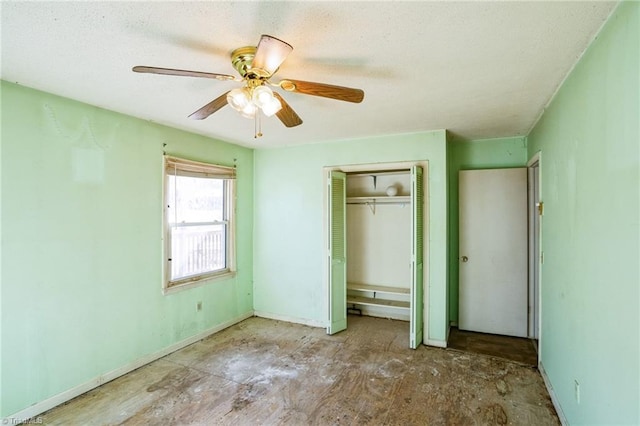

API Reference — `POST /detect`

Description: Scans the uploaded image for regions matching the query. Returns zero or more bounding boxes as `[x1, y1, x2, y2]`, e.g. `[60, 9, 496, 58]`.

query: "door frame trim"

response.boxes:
[527, 151, 542, 361]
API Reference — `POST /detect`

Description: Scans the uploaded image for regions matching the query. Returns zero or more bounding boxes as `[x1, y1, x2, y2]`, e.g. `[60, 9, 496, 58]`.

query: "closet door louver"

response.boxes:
[327, 170, 347, 335]
[410, 165, 424, 348]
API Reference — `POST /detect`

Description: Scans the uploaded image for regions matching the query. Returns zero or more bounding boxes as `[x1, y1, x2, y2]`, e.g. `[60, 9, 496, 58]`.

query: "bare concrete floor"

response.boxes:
[41, 316, 559, 425]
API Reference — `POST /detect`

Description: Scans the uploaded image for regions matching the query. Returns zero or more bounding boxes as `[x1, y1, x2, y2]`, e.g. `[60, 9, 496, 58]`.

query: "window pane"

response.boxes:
[170, 224, 226, 280]
[167, 175, 224, 223]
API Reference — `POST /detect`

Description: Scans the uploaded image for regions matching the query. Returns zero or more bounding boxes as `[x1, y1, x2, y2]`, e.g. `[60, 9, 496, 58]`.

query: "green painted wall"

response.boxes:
[527, 2, 639, 424]
[2, 4, 637, 421]
[253, 131, 449, 343]
[0, 81, 254, 417]
[0, 82, 3, 417]
[447, 137, 528, 323]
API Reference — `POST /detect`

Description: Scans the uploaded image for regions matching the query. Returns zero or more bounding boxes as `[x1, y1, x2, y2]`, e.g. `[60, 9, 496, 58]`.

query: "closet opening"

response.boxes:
[325, 161, 428, 349]
[345, 170, 412, 321]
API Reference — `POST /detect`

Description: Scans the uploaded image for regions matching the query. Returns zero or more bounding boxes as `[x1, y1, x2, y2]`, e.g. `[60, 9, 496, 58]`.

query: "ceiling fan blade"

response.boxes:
[278, 79, 364, 103]
[133, 66, 236, 81]
[251, 35, 293, 77]
[189, 92, 230, 120]
[272, 92, 302, 128]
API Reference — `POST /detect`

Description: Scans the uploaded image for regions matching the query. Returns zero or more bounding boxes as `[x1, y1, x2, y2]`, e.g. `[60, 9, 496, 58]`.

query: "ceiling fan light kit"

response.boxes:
[252, 86, 282, 116]
[133, 34, 364, 138]
[227, 81, 282, 119]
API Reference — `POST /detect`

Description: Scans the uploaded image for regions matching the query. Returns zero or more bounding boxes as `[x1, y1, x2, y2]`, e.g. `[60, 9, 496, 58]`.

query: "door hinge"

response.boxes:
[540, 251, 544, 264]
[537, 202, 544, 216]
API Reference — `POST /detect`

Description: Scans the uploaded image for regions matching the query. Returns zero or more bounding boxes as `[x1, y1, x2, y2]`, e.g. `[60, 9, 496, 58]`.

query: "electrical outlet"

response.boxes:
[196, 301, 202, 312]
[575, 380, 580, 404]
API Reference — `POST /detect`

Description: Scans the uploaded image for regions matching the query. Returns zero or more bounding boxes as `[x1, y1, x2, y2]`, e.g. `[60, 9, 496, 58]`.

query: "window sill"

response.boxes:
[163, 270, 236, 295]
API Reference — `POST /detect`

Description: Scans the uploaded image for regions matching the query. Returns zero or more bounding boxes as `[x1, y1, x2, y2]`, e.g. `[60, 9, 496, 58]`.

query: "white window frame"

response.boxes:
[163, 155, 236, 293]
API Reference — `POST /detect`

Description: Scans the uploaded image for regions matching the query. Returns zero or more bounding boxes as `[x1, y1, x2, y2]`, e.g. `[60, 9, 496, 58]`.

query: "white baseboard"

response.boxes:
[253, 310, 326, 328]
[539, 361, 568, 426]
[425, 338, 447, 348]
[2, 311, 254, 424]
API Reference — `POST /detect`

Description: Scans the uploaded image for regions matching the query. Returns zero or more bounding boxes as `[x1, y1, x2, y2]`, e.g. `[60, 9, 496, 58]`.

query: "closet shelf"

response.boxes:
[346, 295, 410, 310]
[347, 283, 410, 312]
[347, 283, 410, 295]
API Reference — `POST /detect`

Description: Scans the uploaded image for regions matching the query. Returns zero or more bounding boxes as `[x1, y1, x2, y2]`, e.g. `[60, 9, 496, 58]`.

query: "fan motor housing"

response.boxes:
[231, 46, 269, 79]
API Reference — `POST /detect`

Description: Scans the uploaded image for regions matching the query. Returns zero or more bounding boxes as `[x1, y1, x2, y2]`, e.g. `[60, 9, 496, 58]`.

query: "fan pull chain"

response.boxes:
[254, 112, 263, 139]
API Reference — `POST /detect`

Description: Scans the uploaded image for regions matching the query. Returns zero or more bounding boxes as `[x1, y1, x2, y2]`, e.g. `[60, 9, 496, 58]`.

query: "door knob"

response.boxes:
[461, 256, 469, 263]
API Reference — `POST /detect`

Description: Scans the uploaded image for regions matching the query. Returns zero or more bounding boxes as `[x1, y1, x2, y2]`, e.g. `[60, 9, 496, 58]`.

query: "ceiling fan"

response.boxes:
[133, 35, 365, 137]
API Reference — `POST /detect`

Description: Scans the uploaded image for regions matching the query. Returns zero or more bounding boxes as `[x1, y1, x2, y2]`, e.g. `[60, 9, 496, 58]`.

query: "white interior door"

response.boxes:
[410, 166, 424, 348]
[459, 168, 528, 337]
[327, 170, 347, 335]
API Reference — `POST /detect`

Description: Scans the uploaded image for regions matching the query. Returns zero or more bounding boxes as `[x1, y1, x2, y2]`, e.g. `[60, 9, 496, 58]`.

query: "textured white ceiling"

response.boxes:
[1, 1, 616, 148]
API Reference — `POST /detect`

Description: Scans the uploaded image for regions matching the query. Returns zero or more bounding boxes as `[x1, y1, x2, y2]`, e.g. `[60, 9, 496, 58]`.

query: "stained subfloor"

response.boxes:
[41, 316, 559, 425]
[447, 327, 538, 367]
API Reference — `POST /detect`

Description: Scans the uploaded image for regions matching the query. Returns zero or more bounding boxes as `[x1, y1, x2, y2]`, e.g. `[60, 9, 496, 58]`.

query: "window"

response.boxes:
[164, 156, 236, 291]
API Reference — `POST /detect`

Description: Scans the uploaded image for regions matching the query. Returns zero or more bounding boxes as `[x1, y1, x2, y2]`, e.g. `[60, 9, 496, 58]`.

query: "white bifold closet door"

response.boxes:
[410, 165, 424, 349]
[458, 168, 528, 338]
[327, 170, 347, 335]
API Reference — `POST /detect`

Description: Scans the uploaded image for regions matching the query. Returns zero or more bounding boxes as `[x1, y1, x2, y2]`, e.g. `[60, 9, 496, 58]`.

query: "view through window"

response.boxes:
[164, 156, 235, 290]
